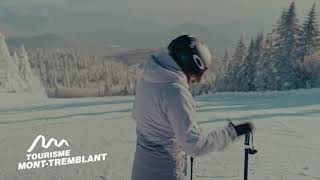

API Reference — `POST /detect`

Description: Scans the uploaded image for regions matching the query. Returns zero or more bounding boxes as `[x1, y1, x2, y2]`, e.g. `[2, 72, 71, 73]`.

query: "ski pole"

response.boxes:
[244, 133, 250, 180]
[190, 157, 194, 180]
[244, 133, 258, 180]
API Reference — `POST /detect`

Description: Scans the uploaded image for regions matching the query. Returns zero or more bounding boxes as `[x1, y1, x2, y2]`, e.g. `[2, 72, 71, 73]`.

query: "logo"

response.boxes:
[18, 135, 108, 170]
[27, 135, 69, 152]
[193, 55, 205, 70]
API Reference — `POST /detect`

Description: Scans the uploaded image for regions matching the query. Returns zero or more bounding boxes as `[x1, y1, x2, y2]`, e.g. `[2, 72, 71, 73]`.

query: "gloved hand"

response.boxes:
[229, 122, 254, 137]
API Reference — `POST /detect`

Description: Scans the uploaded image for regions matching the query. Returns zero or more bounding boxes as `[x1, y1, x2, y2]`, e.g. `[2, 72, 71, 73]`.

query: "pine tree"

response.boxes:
[253, 32, 264, 66]
[294, 3, 320, 88]
[222, 49, 231, 74]
[226, 35, 246, 91]
[239, 39, 254, 91]
[232, 34, 247, 65]
[223, 49, 231, 64]
[275, 2, 300, 55]
[214, 49, 230, 91]
[254, 33, 274, 90]
[298, 2, 320, 60]
[238, 33, 263, 91]
[272, 2, 301, 90]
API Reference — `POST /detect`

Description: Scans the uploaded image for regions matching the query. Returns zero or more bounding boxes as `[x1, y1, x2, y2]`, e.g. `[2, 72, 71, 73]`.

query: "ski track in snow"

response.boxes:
[0, 89, 320, 180]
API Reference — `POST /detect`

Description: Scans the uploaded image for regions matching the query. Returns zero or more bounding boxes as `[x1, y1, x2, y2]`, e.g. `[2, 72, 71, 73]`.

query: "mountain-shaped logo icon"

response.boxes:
[27, 135, 69, 152]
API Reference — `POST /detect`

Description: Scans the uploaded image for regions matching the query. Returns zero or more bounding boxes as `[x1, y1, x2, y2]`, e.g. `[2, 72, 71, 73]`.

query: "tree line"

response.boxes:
[215, 2, 320, 92]
[26, 48, 141, 97]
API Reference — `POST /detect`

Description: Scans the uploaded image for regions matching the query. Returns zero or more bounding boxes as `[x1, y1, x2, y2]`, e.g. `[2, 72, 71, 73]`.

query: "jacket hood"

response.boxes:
[142, 51, 188, 87]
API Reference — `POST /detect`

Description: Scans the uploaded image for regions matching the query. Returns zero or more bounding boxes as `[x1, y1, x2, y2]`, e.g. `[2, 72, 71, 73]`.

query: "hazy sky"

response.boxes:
[0, 0, 319, 51]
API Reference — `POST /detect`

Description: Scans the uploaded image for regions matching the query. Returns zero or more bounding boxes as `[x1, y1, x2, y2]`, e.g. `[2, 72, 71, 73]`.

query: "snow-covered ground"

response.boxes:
[0, 89, 320, 180]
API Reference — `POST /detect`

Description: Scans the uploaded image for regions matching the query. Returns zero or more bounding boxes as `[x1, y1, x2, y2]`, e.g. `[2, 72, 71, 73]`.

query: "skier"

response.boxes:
[131, 35, 254, 180]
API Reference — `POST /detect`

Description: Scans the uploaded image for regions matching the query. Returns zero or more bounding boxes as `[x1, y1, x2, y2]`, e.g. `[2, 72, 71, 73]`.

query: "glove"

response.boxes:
[229, 122, 254, 137]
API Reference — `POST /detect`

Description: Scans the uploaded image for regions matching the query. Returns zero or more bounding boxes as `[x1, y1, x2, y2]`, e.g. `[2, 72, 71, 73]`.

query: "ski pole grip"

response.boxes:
[231, 122, 254, 137]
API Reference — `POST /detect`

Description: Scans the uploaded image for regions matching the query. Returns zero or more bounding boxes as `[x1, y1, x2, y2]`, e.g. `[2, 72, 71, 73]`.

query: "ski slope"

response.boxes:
[0, 89, 319, 180]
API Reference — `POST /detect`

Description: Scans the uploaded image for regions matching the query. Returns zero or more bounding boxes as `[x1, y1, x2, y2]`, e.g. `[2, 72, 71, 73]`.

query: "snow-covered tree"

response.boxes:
[297, 2, 320, 60]
[237, 33, 263, 91]
[215, 2, 320, 92]
[233, 34, 247, 65]
[295, 2, 320, 88]
[254, 33, 274, 90]
[0, 34, 45, 95]
[26, 48, 142, 97]
[271, 2, 301, 90]
[0, 33, 27, 93]
[221, 35, 247, 91]
[303, 52, 320, 87]
[222, 49, 231, 72]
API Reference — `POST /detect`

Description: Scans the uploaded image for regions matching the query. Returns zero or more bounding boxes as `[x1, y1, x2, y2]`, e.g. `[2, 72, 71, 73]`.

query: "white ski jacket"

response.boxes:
[131, 50, 237, 180]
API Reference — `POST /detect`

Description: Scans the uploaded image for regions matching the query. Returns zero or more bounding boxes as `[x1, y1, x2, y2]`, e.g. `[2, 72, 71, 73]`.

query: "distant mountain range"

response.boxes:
[104, 48, 160, 67]
[6, 33, 125, 56]
[5, 22, 244, 56]
[7, 33, 69, 49]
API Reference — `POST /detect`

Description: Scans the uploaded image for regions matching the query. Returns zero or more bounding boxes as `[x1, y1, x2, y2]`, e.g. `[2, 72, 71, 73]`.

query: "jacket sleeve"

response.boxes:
[164, 86, 237, 157]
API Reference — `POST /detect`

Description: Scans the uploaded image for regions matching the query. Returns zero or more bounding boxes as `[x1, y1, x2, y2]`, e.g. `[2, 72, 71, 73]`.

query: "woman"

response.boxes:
[131, 35, 253, 180]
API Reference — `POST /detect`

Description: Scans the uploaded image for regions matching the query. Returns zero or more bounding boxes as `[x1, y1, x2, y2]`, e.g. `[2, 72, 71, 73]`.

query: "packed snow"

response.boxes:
[0, 88, 319, 180]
